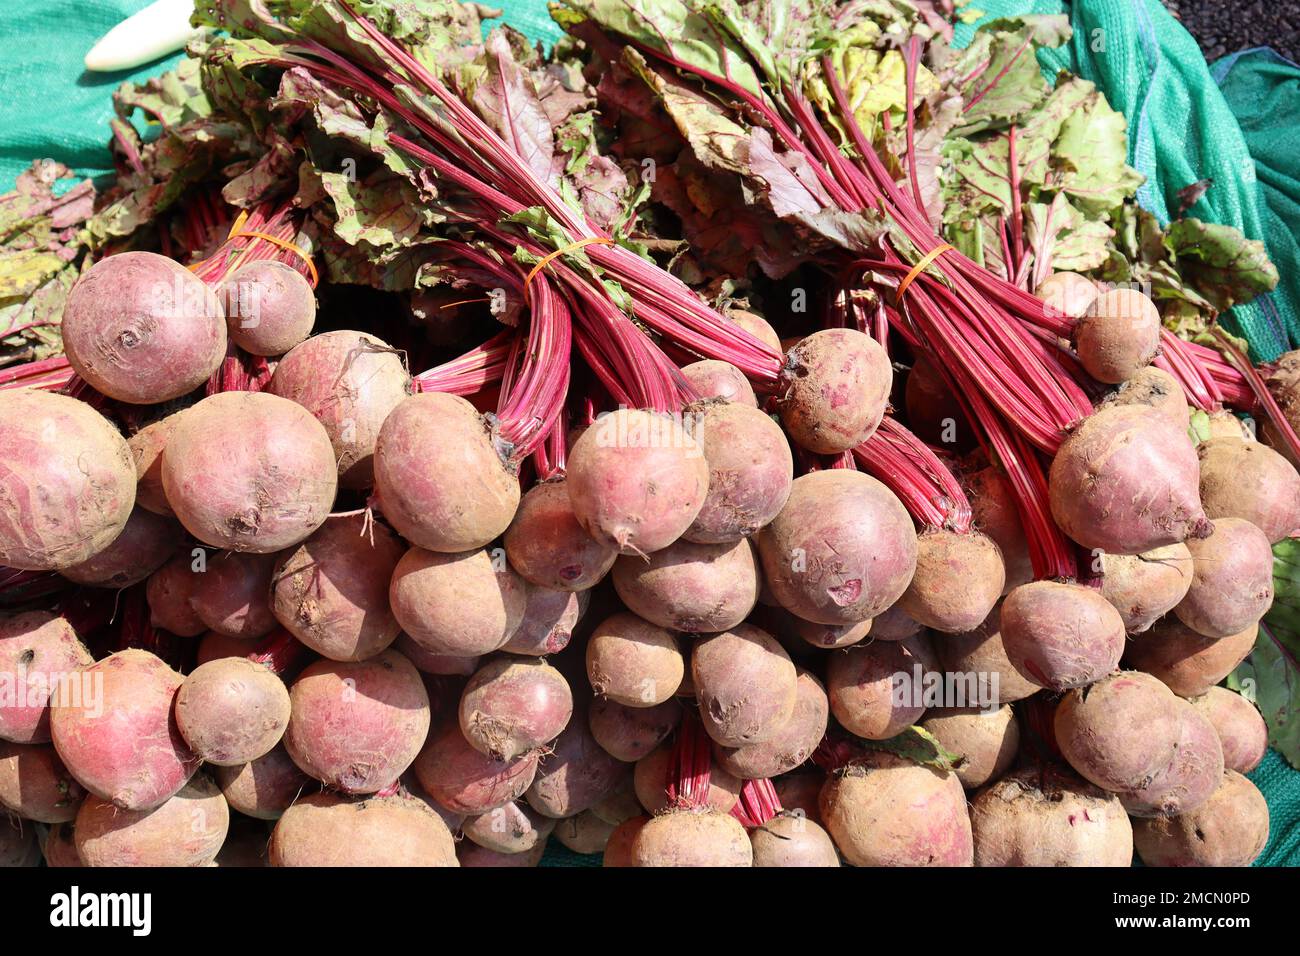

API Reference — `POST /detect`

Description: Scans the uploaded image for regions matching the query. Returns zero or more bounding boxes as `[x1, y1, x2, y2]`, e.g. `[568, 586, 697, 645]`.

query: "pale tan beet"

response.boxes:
[904, 354, 975, 451]
[1189, 687, 1267, 774]
[50, 649, 198, 810]
[196, 630, 256, 665]
[62, 251, 226, 403]
[1101, 366, 1190, 431]
[897, 530, 1004, 634]
[1173, 517, 1274, 638]
[826, 633, 935, 740]
[0, 820, 40, 867]
[633, 742, 740, 814]
[1198, 437, 1300, 543]
[459, 657, 573, 761]
[603, 815, 649, 866]
[375, 392, 519, 551]
[693, 624, 797, 746]
[1123, 618, 1258, 699]
[0, 612, 94, 744]
[459, 840, 545, 867]
[76, 775, 229, 867]
[554, 809, 618, 854]
[1098, 543, 1194, 633]
[1205, 409, 1252, 439]
[938, 609, 1040, 704]
[219, 260, 316, 357]
[1133, 771, 1268, 867]
[922, 706, 1020, 790]
[270, 791, 457, 866]
[632, 808, 752, 867]
[727, 308, 782, 352]
[504, 480, 618, 591]
[390, 546, 526, 657]
[503, 586, 587, 656]
[999, 582, 1126, 691]
[774, 773, 826, 824]
[215, 745, 311, 820]
[612, 538, 760, 633]
[683, 402, 793, 545]
[870, 603, 923, 641]
[566, 409, 710, 555]
[43, 822, 82, 867]
[714, 667, 828, 779]
[0, 741, 85, 822]
[162, 392, 338, 553]
[588, 697, 682, 762]
[526, 717, 628, 819]
[779, 328, 892, 453]
[1264, 351, 1300, 467]
[463, 800, 556, 854]
[394, 634, 479, 676]
[1054, 671, 1224, 817]
[750, 812, 841, 867]
[1036, 271, 1100, 320]
[590, 772, 641, 825]
[60, 507, 178, 588]
[681, 360, 757, 406]
[965, 465, 1033, 593]
[970, 764, 1133, 866]
[175, 657, 290, 766]
[284, 650, 430, 794]
[271, 513, 403, 661]
[819, 753, 973, 866]
[1074, 288, 1161, 384]
[127, 415, 177, 516]
[412, 721, 538, 815]
[758, 470, 918, 625]
[191, 550, 279, 640]
[586, 612, 684, 707]
[0, 390, 136, 571]
[146, 554, 206, 637]
[1049, 405, 1210, 554]
[792, 616, 873, 649]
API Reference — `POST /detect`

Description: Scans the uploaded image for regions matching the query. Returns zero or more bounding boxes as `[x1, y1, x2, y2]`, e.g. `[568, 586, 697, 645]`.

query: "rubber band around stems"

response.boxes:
[522, 236, 616, 306]
[187, 209, 320, 288]
[895, 243, 955, 302]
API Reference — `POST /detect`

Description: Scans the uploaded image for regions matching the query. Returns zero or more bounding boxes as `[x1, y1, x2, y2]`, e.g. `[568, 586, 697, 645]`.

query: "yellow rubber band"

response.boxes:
[228, 230, 320, 289]
[226, 210, 251, 239]
[523, 237, 616, 304]
[896, 243, 954, 302]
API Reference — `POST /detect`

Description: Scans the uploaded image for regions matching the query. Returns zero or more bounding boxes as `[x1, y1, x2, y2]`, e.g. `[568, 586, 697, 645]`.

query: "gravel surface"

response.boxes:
[1161, 0, 1300, 65]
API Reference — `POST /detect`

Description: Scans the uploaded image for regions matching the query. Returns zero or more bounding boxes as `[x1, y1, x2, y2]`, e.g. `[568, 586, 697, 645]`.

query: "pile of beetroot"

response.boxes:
[0, 0, 1294, 868]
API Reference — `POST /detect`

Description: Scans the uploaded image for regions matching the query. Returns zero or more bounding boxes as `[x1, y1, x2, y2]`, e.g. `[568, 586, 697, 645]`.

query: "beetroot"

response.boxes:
[1190, 687, 1267, 774]
[778, 328, 892, 453]
[503, 586, 587, 656]
[413, 721, 539, 815]
[191, 550, 279, 640]
[394, 634, 480, 676]
[462, 800, 556, 854]
[588, 697, 682, 762]
[826, 632, 936, 740]
[920, 705, 1019, 789]
[586, 612, 684, 707]
[270, 791, 457, 866]
[272, 513, 404, 661]
[1102, 366, 1190, 430]
[693, 624, 797, 746]
[632, 809, 752, 867]
[1035, 271, 1100, 320]
[374, 392, 518, 552]
[1173, 517, 1274, 638]
[727, 309, 782, 351]
[284, 650, 430, 794]
[896, 530, 1004, 634]
[1098, 543, 1194, 633]
[146, 554, 207, 637]
[43, 823, 82, 868]
[603, 815, 649, 866]
[1074, 288, 1161, 384]
[870, 603, 924, 642]
[162, 392, 338, 553]
[999, 582, 1126, 691]
[504, 480, 618, 590]
[459, 841, 545, 867]
[566, 409, 710, 555]
[215, 744, 312, 820]
[965, 465, 1033, 593]
[1049, 405, 1210, 554]
[267, 330, 409, 489]
[1133, 771, 1268, 867]
[633, 742, 740, 814]
[1198, 437, 1300, 543]
[175, 656, 290, 765]
[1123, 618, 1258, 699]
[75, 775, 229, 867]
[791, 615, 873, 649]
[0, 741, 85, 822]
[683, 402, 793, 544]
[555, 810, 618, 854]
[459, 657, 573, 760]
[937, 609, 1040, 704]
[196, 630, 254, 665]
[127, 415, 177, 517]
[390, 546, 527, 657]
[714, 666, 828, 779]
[0, 390, 136, 571]
[750, 812, 841, 867]
[681, 361, 757, 406]
[62, 251, 226, 403]
[757, 470, 917, 625]
[60, 507, 178, 588]
[526, 716, 628, 819]
[904, 354, 976, 452]
[0, 612, 94, 743]
[0, 821, 39, 867]
[612, 537, 761, 633]
[50, 649, 198, 810]
[219, 260, 316, 357]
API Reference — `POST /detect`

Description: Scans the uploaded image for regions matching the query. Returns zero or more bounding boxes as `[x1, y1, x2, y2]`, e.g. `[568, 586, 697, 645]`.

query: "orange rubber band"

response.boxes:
[896, 243, 954, 302]
[523, 236, 616, 305]
[228, 230, 320, 289]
